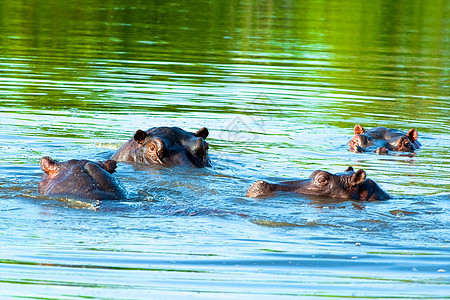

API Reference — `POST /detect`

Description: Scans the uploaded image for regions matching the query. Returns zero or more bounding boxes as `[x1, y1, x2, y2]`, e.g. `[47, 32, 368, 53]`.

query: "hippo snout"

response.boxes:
[246, 180, 274, 198]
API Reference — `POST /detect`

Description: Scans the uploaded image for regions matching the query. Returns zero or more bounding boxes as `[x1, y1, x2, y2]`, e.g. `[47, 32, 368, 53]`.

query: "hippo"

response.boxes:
[347, 124, 421, 154]
[246, 167, 390, 201]
[38, 157, 126, 200]
[111, 126, 210, 168]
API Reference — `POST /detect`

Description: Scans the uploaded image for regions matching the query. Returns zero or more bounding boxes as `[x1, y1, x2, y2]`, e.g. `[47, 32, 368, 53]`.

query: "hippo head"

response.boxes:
[387, 129, 419, 152]
[347, 134, 390, 154]
[349, 124, 420, 154]
[348, 124, 373, 152]
[38, 157, 124, 200]
[131, 127, 210, 168]
[347, 133, 373, 153]
[246, 167, 390, 201]
[299, 167, 389, 200]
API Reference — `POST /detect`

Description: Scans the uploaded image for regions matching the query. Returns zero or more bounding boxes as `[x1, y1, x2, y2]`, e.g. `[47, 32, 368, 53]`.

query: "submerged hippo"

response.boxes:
[111, 126, 210, 168]
[38, 157, 126, 200]
[347, 124, 421, 154]
[246, 167, 390, 201]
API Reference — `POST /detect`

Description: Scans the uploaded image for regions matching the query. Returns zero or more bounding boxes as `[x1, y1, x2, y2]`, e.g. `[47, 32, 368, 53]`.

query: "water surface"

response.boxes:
[1, 0, 449, 298]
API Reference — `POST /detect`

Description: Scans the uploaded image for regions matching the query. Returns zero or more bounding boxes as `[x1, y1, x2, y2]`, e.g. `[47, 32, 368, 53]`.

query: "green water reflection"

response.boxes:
[0, 0, 448, 117]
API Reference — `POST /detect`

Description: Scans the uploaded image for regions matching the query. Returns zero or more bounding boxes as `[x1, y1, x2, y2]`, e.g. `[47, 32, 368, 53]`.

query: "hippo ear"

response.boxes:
[345, 166, 354, 172]
[406, 129, 418, 143]
[134, 130, 148, 144]
[350, 169, 366, 186]
[354, 124, 365, 135]
[102, 160, 117, 173]
[40, 156, 57, 173]
[195, 127, 209, 139]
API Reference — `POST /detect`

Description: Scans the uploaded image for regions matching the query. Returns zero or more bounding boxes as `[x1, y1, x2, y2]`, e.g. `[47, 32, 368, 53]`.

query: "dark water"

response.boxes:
[1, 0, 449, 298]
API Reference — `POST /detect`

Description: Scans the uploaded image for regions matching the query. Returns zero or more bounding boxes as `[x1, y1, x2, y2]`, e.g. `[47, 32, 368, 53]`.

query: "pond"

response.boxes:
[1, 0, 449, 298]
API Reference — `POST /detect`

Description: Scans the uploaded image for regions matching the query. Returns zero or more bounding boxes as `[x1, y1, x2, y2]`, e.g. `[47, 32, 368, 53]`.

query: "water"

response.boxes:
[1, 0, 449, 298]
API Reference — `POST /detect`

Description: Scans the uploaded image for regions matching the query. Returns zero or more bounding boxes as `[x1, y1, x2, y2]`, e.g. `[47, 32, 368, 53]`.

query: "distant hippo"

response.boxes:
[246, 167, 390, 201]
[39, 157, 126, 200]
[111, 126, 210, 168]
[347, 124, 421, 154]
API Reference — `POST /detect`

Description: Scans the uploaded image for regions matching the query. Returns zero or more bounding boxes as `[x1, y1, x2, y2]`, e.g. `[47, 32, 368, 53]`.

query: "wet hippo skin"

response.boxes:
[246, 167, 390, 201]
[347, 124, 421, 154]
[111, 126, 210, 168]
[38, 157, 126, 200]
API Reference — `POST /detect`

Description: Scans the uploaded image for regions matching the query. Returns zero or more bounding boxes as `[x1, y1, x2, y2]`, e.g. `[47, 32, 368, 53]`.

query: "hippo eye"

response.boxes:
[316, 175, 328, 185]
[349, 138, 359, 146]
[145, 139, 167, 164]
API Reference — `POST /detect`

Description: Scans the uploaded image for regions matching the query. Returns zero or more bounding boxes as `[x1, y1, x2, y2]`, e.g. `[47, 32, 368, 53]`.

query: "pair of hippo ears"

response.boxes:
[133, 127, 209, 145]
[40, 157, 117, 174]
[353, 124, 418, 143]
[312, 166, 366, 186]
